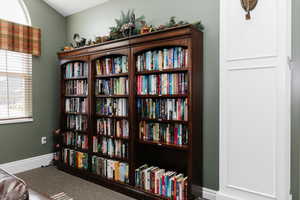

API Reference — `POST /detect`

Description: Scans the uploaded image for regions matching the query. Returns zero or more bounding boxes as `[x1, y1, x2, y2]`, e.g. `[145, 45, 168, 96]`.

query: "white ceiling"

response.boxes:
[43, 0, 109, 17]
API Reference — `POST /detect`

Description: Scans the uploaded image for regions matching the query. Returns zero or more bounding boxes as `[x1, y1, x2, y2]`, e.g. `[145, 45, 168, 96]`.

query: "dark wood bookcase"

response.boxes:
[57, 25, 203, 200]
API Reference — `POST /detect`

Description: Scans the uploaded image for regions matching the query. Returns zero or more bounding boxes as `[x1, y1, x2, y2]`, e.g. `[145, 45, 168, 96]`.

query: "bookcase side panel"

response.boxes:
[191, 31, 204, 187]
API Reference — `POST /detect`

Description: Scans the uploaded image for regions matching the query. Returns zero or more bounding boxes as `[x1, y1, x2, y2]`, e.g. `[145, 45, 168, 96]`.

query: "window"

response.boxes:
[0, 0, 32, 123]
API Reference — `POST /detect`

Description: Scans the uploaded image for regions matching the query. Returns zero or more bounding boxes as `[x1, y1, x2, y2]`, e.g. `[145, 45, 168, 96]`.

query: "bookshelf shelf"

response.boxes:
[139, 118, 188, 124]
[64, 129, 88, 134]
[95, 94, 129, 98]
[136, 94, 188, 98]
[64, 77, 88, 80]
[62, 145, 89, 153]
[95, 114, 128, 119]
[65, 112, 88, 115]
[95, 73, 129, 78]
[64, 95, 88, 98]
[134, 188, 173, 200]
[93, 174, 130, 186]
[94, 134, 129, 141]
[137, 140, 189, 151]
[58, 25, 203, 200]
[136, 67, 190, 75]
[92, 152, 129, 163]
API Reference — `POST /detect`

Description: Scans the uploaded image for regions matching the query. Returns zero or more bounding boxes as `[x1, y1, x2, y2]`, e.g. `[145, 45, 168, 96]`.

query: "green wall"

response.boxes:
[66, 0, 220, 190]
[0, 0, 66, 164]
[291, 0, 300, 199]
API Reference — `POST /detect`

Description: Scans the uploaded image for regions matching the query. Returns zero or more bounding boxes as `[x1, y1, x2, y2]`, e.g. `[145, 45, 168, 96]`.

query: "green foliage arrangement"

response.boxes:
[109, 9, 145, 40]
[63, 10, 205, 51]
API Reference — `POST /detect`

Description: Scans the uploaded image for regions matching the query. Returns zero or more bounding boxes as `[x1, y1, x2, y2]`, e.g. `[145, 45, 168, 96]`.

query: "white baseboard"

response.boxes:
[0, 153, 53, 174]
[216, 192, 241, 200]
[192, 185, 217, 200]
[216, 191, 293, 200]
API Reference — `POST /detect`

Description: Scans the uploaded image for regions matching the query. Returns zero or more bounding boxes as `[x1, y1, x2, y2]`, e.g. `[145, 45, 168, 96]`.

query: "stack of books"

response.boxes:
[92, 137, 128, 159]
[96, 77, 129, 95]
[65, 98, 88, 113]
[135, 165, 188, 200]
[66, 115, 88, 131]
[65, 80, 88, 96]
[63, 149, 88, 170]
[137, 98, 188, 121]
[136, 47, 188, 72]
[96, 119, 129, 139]
[63, 132, 88, 150]
[137, 73, 188, 95]
[96, 56, 128, 75]
[92, 156, 129, 183]
[96, 98, 128, 116]
[65, 62, 88, 78]
[139, 121, 188, 146]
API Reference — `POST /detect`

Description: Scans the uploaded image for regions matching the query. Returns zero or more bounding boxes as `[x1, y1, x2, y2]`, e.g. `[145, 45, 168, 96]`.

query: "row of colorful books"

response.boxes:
[136, 47, 188, 72]
[92, 136, 128, 159]
[63, 148, 88, 170]
[96, 98, 128, 117]
[65, 98, 88, 113]
[96, 56, 128, 76]
[92, 156, 129, 183]
[139, 121, 189, 146]
[65, 80, 88, 96]
[137, 98, 188, 121]
[63, 131, 88, 150]
[96, 119, 129, 139]
[135, 165, 188, 200]
[66, 115, 88, 131]
[65, 62, 88, 78]
[137, 73, 188, 95]
[95, 77, 128, 95]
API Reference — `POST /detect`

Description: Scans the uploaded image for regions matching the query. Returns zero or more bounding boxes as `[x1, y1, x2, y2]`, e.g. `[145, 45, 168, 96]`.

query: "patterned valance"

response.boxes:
[0, 19, 41, 56]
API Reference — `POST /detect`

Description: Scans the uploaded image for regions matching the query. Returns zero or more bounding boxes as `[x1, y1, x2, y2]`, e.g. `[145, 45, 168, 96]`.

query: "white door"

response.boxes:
[218, 0, 291, 200]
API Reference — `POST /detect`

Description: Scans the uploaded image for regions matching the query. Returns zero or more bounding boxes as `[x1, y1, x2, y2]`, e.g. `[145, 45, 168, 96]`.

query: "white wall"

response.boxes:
[218, 0, 291, 200]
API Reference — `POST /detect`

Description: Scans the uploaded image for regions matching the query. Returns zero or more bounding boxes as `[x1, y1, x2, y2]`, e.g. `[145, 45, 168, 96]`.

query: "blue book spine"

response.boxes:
[174, 48, 178, 68]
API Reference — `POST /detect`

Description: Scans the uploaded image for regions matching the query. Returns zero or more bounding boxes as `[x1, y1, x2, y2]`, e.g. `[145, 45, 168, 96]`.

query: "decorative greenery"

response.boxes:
[63, 10, 204, 51]
[109, 9, 145, 40]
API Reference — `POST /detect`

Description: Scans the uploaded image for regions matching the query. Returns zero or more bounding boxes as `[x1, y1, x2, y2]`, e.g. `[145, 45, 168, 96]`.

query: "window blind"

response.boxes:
[0, 49, 32, 121]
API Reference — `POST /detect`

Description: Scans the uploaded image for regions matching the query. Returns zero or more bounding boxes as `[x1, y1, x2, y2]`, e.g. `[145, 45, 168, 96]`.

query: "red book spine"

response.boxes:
[175, 127, 178, 145]
[162, 174, 165, 196]
[173, 178, 176, 200]
[137, 76, 140, 94]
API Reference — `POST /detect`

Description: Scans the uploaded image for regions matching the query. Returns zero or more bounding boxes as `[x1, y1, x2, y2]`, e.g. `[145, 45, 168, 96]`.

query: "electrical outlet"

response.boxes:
[41, 136, 47, 145]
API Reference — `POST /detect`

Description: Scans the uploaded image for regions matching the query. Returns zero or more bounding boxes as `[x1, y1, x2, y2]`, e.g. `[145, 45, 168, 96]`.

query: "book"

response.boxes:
[92, 156, 129, 183]
[137, 73, 188, 95]
[63, 131, 88, 150]
[96, 56, 128, 75]
[96, 118, 129, 139]
[66, 115, 88, 131]
[135, 165, 188, 200]
[96, 98, 128, 117]
[96, 77, 129, 95]
[137, 98, 188, 121]
[65, 98, 88, 113]
[136, 47, 188, 72]
[63, 148, 88, 170]
[65, 62, 88, 78]
[93, 136, 128, 159]
[139, 121, 188, 146]
[65, 80, 88, 96]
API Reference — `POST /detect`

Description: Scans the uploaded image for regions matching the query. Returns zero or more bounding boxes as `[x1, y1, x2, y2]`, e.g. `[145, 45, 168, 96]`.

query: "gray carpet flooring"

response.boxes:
[17, 166, 135, 200]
